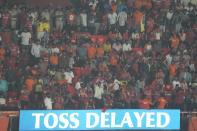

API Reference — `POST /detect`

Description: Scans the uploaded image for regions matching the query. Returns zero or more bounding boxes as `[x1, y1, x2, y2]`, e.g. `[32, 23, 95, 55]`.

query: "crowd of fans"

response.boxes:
[0, 0, 197, 111]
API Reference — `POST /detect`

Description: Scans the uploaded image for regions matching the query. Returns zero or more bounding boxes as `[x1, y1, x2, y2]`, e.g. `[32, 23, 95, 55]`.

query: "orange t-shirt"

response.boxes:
[148, 19, 154, 32]
[142, 1, 147, 6]
[108, 31, 117, 39]
[143, 1, 152, 9]
[134, 11, 143, 25]
[59, 79, 67, 85]
[25, 78, 35, 91]
[135, 0, 142, 8]
[0, 48, 5, 55]
[171, 37, 179, 48]
[168, 64, 177, 76]
[157, 71, 163, 78]
[157, 97, 168, 109]
[59, 45, 65, 52]
[110, 56, 118, 66]
[139, 98, 152, 109]
[67, 84, 75, 96]
[91, 35, 97, 44]
[96, 47, 104, 57]
[87, 46, 96, 59]
[0, 48, 5, 60]
[50, 55, 58, 65]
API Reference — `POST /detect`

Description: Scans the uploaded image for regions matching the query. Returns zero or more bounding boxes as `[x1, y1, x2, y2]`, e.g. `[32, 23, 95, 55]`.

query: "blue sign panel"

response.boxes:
[19, 109, 180, 130]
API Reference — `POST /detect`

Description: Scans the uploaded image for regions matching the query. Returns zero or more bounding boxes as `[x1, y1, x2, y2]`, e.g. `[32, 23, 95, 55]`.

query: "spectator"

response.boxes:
[31, 40, 42, 58]
[117, 8, 127, 35]
[55, 7, 64, 32]
[157, 93, 168, 109]
[44, 93, 53, 110]
[64, 69, 74, 84]
[94, 82, 104, 108]
[108, 9, 117, 30]
[139, 94, 152, 109]
[21, 28, 31, 48]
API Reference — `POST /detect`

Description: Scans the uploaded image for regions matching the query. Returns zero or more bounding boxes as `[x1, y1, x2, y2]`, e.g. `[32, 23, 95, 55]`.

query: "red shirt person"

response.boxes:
[157, 94, 168, 109]
[67, 12, 76, 25]
[2, 10, 10, 26]
[139, 95, 152, 109]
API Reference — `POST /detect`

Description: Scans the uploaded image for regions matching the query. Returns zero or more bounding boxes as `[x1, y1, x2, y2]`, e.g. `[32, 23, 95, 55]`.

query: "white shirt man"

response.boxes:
[51, 47, 60, 54]
[117, 11, 127, 26]
[166, 54, 172, 66]
[30, 11, 38, 25]
[64, 71, 74, 84]
[132, 32, 139, 40]
[21, 31, 31, 46]
[55, 9, 63, 31]
[75, 81, 82, 90]
[122, 43, 132, 51]
[113, 79, 120, 91]
[80, 12, 87, 27]
[9, 7, 18, 29]
[94, 83, 104, 100]
[41, 9, 50, 22]
[31, 43, 42, 58]
[89, 0, 99, 8]
[44, 96, 52, 110]
[166, 10, 173, 20]
[108, 12, 117, 25]
[172, 79, 181, 89]
[155, 32, 161, 40]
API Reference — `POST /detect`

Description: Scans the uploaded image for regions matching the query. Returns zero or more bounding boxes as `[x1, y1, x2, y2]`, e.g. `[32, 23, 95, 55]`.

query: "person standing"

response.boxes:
[21, 28, 31, 49]
[10, 5, 18, 29]
[44, 93, 53, 110]
[94, 82, 104, 109]
[67, 9, 76, 32]
[117, 8, 127, 35]
[108, 9, 117, 31]
[55, 7, 64, 32]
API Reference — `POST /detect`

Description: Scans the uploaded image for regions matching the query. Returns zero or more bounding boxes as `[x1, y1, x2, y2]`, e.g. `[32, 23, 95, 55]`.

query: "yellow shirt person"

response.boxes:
[37, 22, 50, 32]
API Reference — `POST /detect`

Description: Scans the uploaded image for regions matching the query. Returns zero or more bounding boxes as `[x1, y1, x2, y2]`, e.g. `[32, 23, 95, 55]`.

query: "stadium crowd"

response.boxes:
[0, 0, 197, 111]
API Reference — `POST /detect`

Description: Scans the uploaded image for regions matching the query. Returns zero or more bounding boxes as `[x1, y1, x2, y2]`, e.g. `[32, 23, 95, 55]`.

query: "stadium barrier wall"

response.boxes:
[0, 111, 197, 131]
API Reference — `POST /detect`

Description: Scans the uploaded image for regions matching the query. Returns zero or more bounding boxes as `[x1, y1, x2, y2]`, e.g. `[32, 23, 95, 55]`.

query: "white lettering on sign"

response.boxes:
[70, 113, 80, 128]
[31, 111, 171, 129]
[134, 112, 145, 127]
[146, 112, 155, 127]
[101, 112, 110, 128]
[44, 113, 58, 128]
[120, 112, 134, 127]
[32, 113, 44, 128]
[32, 113, 79, 129]
[111, 112, 121, 127]
[59, 113, 69, 128]
[86, 113, 99, 128]
[157, 112, 170, 127]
